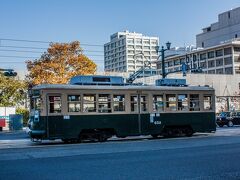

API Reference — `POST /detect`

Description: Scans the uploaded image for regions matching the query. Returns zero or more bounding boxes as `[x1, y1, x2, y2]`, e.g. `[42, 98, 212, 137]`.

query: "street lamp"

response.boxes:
[155, 41, 171, 79]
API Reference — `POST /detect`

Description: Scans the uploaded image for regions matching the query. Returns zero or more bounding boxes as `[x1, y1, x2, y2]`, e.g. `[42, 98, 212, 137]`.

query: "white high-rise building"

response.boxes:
[196, 7, 240, 48]
[104, 31, 159, 75]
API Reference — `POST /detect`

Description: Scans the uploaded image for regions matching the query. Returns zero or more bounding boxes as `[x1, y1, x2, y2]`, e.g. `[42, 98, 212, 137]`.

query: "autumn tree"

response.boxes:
[0, 74, 27, 107]
[26, 41, 97, 85]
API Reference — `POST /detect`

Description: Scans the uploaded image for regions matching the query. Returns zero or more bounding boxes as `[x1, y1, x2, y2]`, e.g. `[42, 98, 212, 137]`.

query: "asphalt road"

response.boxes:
[0, 127, 240, 180]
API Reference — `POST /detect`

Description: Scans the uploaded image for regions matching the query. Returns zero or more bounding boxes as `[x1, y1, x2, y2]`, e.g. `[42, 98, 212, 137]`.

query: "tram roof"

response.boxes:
[32, 84, 214, 92]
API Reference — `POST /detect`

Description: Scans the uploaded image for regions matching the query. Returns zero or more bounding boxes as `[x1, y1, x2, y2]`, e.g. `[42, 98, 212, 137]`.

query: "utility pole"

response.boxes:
[155, 42, 171, 79]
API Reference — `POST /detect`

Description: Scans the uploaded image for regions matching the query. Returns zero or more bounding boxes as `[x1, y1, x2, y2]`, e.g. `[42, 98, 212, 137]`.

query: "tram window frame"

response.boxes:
[166, 94, 177, 111]
[189, 94, 200, 111]
[68, 95, 81, 112]
[98, 94, 112, 113]
[203, 95, 212, 110]
[177, 94, 188, 111]
[130, 95, 138, 112]
[153, 95, 164, 112]
[48, 96, 62, 114]
[141, 95, 148, 112]
[113, 95, 125, 112]
[83, 94, 97, 113]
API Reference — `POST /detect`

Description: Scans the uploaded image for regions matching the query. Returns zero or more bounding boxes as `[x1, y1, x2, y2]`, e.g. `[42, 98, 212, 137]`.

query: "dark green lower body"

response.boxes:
[29, 112, 216, 140]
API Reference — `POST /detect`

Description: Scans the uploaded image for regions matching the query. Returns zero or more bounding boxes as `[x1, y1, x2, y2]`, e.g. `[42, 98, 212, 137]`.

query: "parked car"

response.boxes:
[216, 111, 240, 127]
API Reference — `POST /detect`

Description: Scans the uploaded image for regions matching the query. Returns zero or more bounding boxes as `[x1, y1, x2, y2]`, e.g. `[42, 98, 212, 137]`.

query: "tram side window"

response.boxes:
[83, 94, 96, 112]
[68, 95, 81, 112]
[141, 95, 148, 112]
[153, 95, 164, 112]
[166, 94, 177, 111]
[30, 97, 41, 110]
[178, 94, 188, 111]
[204, 95, 212, 110]
[190, 94, 200, 111]
[49, 96, 61, 113]
[131, 96, 138, 112]
[113, 95, 125, 112]
[98, 94, 111, 113]
[35, 98, 41, 110]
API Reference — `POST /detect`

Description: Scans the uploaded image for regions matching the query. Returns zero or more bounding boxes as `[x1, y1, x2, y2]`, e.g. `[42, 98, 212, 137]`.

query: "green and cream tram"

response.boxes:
[28, 76, 216, 142]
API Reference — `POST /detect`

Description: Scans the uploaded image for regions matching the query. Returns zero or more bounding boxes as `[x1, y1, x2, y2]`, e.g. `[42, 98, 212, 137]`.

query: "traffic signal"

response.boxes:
[3, 71, 17, 77]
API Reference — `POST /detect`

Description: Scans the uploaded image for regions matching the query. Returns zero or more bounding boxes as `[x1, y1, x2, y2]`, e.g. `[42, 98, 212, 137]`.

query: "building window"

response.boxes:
[166, 94, 176, 111]
[49, 96, 61, 113]
[215, 49, 223, 57]
[208, 51, 215, 59]
[200, 62, 207, 68]
[168, 61, 173, 67]
[180, 58, 185, 64]
[224, 57, 233, 65]
[225, 67, 233, 74]
[189, 94, 200, 111]
[235, 34, 238, 38]
[113, 95, 125, 112]
[143, 40, 150, 44]
[208, 60, 215, 68]
[200, 53, 206, 60]
[224, 47, 232, 55]
[204, 95, 212, 110]
[216, 58, 223, 66]
[68, 95, 81, 112]
[202, 42, 204, 48]
[153, 95, 164, 112]
[234, 47, 240, 52]
[228, 11, 231, 19]
[174, 59, 180, 65]
[216, 68, 223, 74]
[135, 39, 142, 44]
[178, 94, 188, 111]
[208, 70, 215, 74]
[83, 94, 96, 112]
[127, 39, 134, 44]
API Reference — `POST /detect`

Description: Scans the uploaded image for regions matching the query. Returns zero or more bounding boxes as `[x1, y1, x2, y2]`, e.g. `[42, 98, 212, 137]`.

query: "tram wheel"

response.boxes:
[98, 133, 108, 142]
[62, 138, 70, 143]
[185, 127, 194, 137]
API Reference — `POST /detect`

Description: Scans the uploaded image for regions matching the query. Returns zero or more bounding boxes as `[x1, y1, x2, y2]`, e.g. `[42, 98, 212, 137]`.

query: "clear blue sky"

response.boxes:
[0, 0, 240, 72]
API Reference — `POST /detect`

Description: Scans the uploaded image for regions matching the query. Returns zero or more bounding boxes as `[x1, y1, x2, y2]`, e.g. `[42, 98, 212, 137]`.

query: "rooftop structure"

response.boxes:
[196, 7, 240, 48]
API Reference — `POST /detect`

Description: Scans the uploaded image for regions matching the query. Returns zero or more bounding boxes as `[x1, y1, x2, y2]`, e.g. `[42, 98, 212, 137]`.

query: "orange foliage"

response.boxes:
[26, 41, 97, 85]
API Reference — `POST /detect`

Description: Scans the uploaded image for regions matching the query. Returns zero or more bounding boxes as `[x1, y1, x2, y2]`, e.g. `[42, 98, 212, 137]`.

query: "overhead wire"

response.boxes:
[0, 38, 105, 65]
[0, 38, 103, 47]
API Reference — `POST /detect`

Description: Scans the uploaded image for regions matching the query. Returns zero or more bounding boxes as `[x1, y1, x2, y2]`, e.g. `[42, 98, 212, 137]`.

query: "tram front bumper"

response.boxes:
[29, 130, 46, 139]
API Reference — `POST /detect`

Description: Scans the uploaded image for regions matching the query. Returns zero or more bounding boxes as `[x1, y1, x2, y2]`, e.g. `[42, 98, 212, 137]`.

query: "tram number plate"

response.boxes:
[64, 115, 70, 119]
[150, 113, 161, 125]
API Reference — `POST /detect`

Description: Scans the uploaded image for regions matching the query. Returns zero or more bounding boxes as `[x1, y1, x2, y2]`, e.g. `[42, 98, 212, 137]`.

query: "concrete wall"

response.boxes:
[135, 74, 240, 97]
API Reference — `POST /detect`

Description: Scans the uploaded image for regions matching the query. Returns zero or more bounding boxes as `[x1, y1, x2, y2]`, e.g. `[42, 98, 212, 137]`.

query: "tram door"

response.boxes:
[131, 93, 148, 134]
[46, 94, 64, 138]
